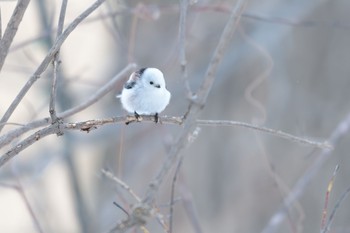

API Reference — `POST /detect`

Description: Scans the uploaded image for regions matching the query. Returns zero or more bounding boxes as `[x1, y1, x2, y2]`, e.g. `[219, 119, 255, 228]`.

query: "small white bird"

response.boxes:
[118, 67, 171, 122]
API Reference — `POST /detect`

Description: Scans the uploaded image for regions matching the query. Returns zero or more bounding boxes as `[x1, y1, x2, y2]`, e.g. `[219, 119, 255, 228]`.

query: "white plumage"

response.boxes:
[118, 68, 171, 116]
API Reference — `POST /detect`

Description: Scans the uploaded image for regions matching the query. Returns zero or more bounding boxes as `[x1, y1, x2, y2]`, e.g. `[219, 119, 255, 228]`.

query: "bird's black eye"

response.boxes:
[149, 81, 154, 85]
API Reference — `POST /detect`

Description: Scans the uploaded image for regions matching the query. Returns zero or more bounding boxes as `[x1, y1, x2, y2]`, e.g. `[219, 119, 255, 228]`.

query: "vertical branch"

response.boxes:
[0, 6, 2, 39]
[169, 157, 184, 233]
[178, 0, 192, 96]
[0, 0, 30, 71]
[49, 0, 68, 123]
[128, 8, 139, 63]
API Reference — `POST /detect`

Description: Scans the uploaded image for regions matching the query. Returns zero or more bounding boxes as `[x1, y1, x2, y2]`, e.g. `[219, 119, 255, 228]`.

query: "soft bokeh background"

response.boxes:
[1, 0, 350, 232]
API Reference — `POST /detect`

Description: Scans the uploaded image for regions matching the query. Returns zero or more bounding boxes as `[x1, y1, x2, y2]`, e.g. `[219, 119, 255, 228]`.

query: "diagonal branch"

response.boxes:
[0, 0, 107, 133]
[0, 0, 30, 71]
[261, 111, 350, 233]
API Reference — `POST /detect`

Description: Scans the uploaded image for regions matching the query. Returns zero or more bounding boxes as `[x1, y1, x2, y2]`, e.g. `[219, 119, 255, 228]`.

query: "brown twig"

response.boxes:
[0, 0, 107, 133]
[320, 165, 339, 231]
[0, 0, 30, 71]
[322, 184, 350, 233]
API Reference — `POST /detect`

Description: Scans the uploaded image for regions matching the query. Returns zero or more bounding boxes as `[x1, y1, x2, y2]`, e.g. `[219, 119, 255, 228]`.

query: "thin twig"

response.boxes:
[322, 185, 350, 233]
[197, 120, 332, 149]
[0, 0, 30, 71]
[320, 165, 339, 231]
[178, 0, 192, 96]
[178, 181, 203, 233]
[101, 169, 141, 202]
[0, 6, 2, 39]
[261, 111, 350, 233]
[196, 0, 247, 106]
[49, 0, 67, 123]
[169, 156, 184, 233]
[0, 182, 44, 233]
[0, 0, 107, 133]
[113, 202, 130, 217]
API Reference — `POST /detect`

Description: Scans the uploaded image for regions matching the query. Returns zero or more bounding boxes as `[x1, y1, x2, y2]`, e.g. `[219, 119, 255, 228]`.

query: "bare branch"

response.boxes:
[322, 185, 350, 233]
[102, 169, 141, 202]
[320, 165, 339, 232]
[0, 0, 107, 133]
[169, 156, 184, 233]
[178, 0, 192, 96]
[0, 118, 50, 149]
[197, 120, 331, 149]
[0, 0, 30, 71]
[0, 6, 2, 39]
[0, 64, 135, 148]
[0, 116, 329, 165]
[261, 111, 350, 233]
[0, 125, 57, 167]
[196, 0, 247, 106]
[0, 181, 44, 233]
[49, 0, 68, 123]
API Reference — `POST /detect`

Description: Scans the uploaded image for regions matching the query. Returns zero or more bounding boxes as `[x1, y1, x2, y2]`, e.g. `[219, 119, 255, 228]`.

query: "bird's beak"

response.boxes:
[155, 84, 161, 88]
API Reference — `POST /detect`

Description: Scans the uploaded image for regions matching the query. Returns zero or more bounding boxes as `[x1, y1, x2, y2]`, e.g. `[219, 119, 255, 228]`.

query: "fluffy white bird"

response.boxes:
[118, 67, 171, 122]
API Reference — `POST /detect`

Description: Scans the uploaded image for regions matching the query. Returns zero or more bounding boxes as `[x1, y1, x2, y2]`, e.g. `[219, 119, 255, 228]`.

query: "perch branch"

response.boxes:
[0, 116, 330, 168]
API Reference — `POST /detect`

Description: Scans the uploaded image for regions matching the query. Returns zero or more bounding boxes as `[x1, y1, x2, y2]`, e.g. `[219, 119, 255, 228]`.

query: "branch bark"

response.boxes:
[0, 0, 30, 71]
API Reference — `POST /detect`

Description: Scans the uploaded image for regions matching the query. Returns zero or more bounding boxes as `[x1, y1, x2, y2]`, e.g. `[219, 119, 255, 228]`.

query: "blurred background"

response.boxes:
[1, 0, 350, 232]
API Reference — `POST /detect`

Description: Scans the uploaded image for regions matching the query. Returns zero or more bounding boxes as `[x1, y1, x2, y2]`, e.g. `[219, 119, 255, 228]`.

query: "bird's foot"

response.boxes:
[125, 112, 143, 125]
[134, 112, 143, 121]
[154, 113, 159, 123]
